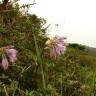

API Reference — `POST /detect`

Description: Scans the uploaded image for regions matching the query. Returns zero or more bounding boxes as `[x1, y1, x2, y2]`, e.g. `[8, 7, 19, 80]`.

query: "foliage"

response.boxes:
[0, 0, 96, 96]
[68, 43, 85, 50]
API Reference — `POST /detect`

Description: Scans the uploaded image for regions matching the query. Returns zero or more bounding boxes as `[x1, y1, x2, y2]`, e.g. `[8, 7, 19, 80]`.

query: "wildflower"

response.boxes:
[1, 56, 9, 70]
[5, 48, 17, 62]
[0, 45, 17, 70]
[46, 36, 66, 59]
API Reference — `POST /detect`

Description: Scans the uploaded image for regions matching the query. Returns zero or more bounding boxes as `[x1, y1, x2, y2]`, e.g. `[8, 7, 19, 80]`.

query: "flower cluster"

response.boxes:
[0, 45, 17, 70]
[46, 36, 67, 59]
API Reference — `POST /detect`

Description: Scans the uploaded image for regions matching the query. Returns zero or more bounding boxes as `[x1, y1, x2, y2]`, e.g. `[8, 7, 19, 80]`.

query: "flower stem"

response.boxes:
[60, 73, 63, 96]
[3, 84, 9, 96]
[33, 31, 46, 89]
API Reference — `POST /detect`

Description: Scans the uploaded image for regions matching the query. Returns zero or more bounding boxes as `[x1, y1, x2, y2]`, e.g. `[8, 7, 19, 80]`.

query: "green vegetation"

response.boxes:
[0, 0, 96, 96]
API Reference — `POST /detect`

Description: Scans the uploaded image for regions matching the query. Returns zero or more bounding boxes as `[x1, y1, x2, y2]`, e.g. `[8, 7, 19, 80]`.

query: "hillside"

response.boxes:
[68, 43, 96, 56]
[85, 46, 96, 56]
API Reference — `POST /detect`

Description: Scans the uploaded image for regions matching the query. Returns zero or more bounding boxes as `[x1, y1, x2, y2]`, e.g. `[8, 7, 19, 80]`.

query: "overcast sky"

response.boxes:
[20, 0, 96, 47]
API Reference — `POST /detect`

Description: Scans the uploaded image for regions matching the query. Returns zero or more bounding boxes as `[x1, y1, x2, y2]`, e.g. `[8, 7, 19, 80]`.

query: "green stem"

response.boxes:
[60, 73, 63, 96]
[3, 84, 9, 96]
[93, 68, 96, 95]
[33, 31, 46, 89]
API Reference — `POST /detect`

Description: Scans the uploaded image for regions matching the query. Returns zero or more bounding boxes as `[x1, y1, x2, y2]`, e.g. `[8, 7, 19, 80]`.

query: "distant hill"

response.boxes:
[85, 46, 96, 56]
[67, 43, 96, 68]
[68, 43, 96, 56]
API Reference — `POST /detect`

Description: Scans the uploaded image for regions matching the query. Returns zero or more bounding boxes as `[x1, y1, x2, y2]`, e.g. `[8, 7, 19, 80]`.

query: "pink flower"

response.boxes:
[50, 47, 57, 59]
[5, 48, 17, 62]
[1, 56, 9, 70]
[0, 45, 17, 70]
[46, 36, 66, 59]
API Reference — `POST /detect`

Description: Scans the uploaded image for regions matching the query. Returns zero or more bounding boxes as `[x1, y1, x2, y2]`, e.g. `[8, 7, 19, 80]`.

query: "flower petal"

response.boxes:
[5, 49, 17, 62]
[1, 56, 9, 70]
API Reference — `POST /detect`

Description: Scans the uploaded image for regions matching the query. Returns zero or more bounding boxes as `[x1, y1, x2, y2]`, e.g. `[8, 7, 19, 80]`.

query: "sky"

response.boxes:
[14, 0, 96, 47]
